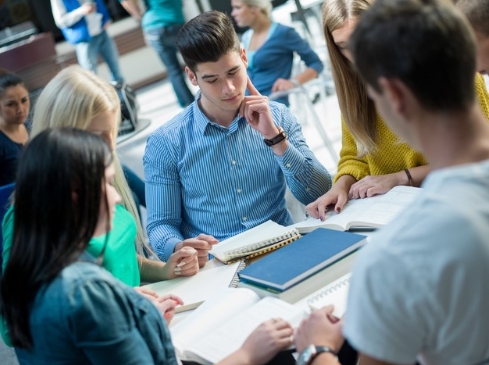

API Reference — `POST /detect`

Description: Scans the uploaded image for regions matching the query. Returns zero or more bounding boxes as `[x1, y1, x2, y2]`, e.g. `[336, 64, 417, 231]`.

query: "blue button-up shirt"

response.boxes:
[144, 98, 331, 261]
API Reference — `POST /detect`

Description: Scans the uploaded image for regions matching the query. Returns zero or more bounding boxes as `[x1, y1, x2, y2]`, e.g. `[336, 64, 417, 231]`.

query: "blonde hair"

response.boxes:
[322, 0, 377, 156]
[240, 0, 273, 19]
[32, 65, 150, 258]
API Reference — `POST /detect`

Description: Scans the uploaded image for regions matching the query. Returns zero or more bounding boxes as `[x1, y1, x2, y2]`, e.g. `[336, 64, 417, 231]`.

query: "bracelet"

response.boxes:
[290, 79, 301, 87]
[404, 168, 413, 186]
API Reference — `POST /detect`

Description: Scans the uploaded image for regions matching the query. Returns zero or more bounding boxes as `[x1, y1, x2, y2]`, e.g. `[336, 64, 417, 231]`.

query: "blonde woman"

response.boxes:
[2, 66, 198, 286]
[231, 0, 323, 106]
[306, 0, 489, 220]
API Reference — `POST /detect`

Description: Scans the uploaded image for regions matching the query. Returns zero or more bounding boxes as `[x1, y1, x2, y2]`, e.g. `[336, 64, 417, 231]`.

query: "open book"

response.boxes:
[294, 186, 421, 233]
[210, 220, 300, 263]
[170, 288, 304, 365]
[142, 260, 243, 313]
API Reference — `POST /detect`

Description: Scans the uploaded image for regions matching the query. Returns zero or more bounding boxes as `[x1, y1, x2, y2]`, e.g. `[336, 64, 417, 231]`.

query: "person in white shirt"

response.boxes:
[294, 1, 489, 364]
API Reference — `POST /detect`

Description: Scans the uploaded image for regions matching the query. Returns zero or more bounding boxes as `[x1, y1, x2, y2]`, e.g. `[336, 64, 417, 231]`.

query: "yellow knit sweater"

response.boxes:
[334, 73, 489, 183]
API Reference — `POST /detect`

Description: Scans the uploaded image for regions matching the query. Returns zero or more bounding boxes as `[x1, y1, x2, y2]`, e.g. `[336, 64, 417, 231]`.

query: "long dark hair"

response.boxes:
[0, 128, 112, 349]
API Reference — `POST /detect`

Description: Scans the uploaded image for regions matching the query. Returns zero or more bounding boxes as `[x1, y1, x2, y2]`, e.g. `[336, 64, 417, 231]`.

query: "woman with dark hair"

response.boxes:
[0, 68, 30, 186]
[0, 128, 179, 363]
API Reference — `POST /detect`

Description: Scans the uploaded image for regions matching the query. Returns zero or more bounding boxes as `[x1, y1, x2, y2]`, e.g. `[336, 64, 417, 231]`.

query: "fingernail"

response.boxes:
[177, 261, 186, 267]
[174, 271, 181, 276]
[336, 207, 341, 213]
[164, 312, 171, 319]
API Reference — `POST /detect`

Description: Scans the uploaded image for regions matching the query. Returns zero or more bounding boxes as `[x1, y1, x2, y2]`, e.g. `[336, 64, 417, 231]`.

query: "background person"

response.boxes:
[231, 0, 323, 106]
[51, 0, 124, 83]
[119, 0, 195, 107]
[0, 69, 30, 186]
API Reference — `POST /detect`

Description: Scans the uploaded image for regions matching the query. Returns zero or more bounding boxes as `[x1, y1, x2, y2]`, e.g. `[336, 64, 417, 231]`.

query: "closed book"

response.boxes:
[237, 250, 358, 304]
[238, 228, 366, 291]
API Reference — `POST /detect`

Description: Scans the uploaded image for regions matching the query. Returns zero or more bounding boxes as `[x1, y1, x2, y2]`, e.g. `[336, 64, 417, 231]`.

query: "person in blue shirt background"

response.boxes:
[51, 0, 124, 83]
[143, 11, 331, 265]
[231, 0, 323, 106]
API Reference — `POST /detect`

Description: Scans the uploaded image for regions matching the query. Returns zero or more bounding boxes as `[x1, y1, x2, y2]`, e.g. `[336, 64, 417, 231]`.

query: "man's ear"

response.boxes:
[378, 77, 411, 119]
[240, 47, 248, 68]
[185, 67, 198, 86]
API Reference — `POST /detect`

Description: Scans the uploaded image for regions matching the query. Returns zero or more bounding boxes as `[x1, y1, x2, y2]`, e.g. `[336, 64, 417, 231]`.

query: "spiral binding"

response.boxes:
[223, 229, 300, 260]
[307, 275, 351, 307]
[229, 260, 248, 288]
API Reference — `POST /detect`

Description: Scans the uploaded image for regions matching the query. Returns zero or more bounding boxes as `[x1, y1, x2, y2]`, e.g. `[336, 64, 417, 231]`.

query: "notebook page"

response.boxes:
[187, 296, 304, 364]
[295, 273, 351, 318]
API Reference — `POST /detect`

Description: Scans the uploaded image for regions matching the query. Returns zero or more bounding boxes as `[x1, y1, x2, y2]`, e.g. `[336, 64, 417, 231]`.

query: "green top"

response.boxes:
[131, 0, 184, 30]
[1, 203, 140, 347]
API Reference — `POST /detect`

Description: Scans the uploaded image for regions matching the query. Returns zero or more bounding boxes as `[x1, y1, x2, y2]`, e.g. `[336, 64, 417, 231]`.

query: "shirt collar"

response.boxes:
[192, 90, 244, 135]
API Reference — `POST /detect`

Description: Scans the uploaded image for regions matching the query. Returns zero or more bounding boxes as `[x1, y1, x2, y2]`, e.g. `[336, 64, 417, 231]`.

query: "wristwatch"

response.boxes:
[264, 127, 287, 147]
[298, 345, 338, 365]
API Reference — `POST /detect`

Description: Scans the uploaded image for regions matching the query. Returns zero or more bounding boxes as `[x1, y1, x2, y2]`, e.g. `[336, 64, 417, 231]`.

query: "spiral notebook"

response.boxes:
[305, 272, 351, 317]
[210, 220, 301, 263]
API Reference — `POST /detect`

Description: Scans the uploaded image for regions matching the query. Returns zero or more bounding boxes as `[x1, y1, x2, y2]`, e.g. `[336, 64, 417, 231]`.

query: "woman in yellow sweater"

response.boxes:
[306, 0, 489, 219]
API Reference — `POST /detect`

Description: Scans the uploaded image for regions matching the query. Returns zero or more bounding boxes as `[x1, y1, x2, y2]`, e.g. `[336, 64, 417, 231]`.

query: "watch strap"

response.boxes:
[264, 127, 287, 147]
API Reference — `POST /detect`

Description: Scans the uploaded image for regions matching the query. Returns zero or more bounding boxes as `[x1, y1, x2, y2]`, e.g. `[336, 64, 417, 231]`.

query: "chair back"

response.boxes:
[0, 183, 15, 262]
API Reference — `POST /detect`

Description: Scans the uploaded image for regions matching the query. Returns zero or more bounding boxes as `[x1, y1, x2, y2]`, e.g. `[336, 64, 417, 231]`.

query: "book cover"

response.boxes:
[238, 228, 366, 291]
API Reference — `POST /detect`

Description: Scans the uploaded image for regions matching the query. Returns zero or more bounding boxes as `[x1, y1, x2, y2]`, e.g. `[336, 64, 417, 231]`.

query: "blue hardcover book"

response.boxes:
[237, 228, 366, 291]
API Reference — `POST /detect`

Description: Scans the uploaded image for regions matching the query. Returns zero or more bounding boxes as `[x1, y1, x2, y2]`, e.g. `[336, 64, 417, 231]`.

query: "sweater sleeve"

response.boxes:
[334, 117, 370, 183]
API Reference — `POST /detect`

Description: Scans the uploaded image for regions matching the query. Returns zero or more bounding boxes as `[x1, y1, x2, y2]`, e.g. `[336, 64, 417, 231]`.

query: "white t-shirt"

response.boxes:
[344, 160, 489, 365]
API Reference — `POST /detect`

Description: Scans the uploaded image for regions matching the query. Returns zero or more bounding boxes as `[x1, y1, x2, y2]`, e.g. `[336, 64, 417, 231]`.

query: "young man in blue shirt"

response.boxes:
[143, 11, 331, 265]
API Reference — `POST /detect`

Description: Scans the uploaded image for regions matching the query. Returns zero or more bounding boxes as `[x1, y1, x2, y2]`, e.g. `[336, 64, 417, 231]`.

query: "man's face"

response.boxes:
[186, 49, 248, 118]
[475, 31, 489, 75]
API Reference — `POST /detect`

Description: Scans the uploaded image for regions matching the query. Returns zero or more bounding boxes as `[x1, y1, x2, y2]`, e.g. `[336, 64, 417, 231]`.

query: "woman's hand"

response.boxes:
[349, 172, 405, 199]
[134, 287, 183, 325]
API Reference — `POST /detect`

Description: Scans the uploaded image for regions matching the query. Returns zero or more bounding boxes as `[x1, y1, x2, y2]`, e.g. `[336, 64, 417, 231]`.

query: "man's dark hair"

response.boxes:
[350, 0, 477, 112]
[455, 0, 489, 36]
[176, 10, 241, 72]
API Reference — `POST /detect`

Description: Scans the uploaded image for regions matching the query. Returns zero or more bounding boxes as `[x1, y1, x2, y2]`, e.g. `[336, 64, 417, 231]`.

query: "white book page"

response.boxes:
[171, 287, 260, 357]
[187, 296, 304, 364]
[143, 261, 240, 312]
[349, 186, 421, 227]
[210, 220, 292, 257]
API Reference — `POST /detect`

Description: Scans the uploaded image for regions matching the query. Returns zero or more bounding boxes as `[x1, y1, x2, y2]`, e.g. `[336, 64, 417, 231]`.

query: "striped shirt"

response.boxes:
[143, 98, 332, 261]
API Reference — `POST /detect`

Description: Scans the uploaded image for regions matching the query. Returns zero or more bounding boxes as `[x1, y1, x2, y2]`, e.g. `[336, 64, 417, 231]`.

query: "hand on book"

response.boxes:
[133, 288, 183, 324]
[294, 305, 344, 355]
[175, 234, 218, 268]
[165, 246, 199, 278]
[306, 182, 351, 221]
[218, 318, 294, 365]
[349, 172, 405, 199]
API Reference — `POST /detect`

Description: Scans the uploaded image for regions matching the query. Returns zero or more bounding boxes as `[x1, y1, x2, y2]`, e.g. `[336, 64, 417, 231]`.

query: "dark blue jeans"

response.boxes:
[144, 25, 194, 108]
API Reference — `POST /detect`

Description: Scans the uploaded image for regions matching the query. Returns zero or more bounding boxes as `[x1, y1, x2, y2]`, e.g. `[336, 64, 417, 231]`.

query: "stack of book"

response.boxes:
[237, 228, 367, 303]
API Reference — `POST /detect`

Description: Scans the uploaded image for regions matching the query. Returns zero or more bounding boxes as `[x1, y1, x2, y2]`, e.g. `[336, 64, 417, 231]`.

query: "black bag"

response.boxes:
[112, 82, 139, 136]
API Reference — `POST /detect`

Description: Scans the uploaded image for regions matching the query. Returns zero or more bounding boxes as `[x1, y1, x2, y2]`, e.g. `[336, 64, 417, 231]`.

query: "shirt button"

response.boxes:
[243, 216, 247, 221]
[237, 188, 242, 193]
[286, 163, 291, 168]
[232, 160, 236, 165]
